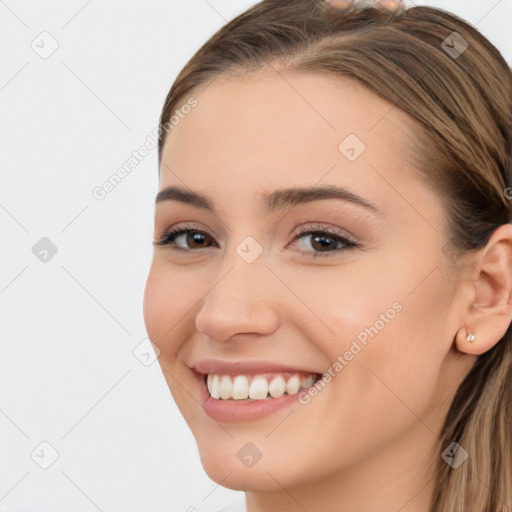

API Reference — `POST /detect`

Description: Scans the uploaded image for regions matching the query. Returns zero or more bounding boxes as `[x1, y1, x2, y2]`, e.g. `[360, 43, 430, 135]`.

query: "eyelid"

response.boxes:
[156, 221, 216, 240]
[289, 222, 358, 244]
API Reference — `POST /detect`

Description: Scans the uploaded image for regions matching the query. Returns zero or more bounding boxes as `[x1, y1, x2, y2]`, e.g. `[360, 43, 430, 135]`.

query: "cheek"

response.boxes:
[143, 265, 171, 346]
[289, 254, 450, 433]
[143, 263, 207, 426]
[279, 255, 399, 353]
[143, 261, 201, 351]
[333, 265, 451, 431]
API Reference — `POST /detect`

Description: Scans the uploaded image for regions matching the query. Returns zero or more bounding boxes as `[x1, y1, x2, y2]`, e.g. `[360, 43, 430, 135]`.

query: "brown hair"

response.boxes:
[157, 1, 512, 510]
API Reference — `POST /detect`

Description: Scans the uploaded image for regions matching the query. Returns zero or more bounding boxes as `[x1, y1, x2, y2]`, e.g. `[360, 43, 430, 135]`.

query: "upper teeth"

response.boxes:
[206, 373, 317, 400]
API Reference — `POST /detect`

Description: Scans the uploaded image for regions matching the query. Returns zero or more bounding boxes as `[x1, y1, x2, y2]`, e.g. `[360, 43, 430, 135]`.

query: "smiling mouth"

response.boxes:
[203, 371, 322, 401]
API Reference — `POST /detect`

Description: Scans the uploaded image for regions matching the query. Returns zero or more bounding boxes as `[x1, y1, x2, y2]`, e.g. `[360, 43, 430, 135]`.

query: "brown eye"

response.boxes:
[184, 231, 213, 249]
[289, 225, 360, 258]
[308, 233, 342, 252]
[154, 228, 217, 250]
[295, 231, 356, 254]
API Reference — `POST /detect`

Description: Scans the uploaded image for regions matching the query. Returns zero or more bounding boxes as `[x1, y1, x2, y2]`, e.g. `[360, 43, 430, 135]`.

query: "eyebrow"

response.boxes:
[155, 185, 382, 215]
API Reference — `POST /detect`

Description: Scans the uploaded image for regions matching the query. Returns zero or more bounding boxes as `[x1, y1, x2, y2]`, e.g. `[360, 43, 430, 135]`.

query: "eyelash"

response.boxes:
[153, 222, 360, 258]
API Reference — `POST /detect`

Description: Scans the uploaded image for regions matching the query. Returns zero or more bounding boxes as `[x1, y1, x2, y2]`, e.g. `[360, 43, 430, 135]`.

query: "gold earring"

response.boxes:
[466, 333, 476, 343]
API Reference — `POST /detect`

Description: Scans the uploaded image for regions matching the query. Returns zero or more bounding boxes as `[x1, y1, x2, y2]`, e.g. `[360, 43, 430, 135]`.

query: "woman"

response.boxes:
[143, 0, 512, 510]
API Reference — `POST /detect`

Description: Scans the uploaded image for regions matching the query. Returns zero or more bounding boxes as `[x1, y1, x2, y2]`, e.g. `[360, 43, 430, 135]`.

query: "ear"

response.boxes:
[455, 223, 512, 356]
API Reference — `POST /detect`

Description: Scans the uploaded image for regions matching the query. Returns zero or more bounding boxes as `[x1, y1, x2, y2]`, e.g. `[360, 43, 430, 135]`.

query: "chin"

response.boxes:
[196, 438, 314, 492]
[199, 454, 280, 492]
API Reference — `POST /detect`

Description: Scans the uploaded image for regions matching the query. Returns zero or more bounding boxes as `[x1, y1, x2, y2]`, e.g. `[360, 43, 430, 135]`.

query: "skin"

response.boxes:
[143, 70, 512, 512]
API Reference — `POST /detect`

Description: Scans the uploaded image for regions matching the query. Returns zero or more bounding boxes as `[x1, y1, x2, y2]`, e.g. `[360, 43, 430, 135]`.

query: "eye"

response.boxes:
[289, 224, 360, 257]
[153, 223, 217, 251]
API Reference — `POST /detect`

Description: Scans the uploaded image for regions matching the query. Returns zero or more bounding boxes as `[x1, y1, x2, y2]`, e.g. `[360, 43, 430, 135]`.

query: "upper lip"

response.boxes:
[191, 358, 322, 376]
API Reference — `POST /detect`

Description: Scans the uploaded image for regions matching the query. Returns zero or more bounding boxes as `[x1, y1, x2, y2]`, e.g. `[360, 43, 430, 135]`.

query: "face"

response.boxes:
[143, 71, 468, 494]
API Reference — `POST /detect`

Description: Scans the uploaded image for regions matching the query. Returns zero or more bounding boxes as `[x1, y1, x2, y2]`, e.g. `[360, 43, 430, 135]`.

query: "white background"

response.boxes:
[0, 1, 511, 511]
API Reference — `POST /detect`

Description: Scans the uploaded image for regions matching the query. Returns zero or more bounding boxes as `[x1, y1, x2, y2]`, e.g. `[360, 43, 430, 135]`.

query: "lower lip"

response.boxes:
[198, 375, 308, 423]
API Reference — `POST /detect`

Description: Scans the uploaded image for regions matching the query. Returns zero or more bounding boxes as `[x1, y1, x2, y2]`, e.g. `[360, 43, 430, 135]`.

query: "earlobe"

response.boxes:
[455, 327, 491, 356]
[455, 223, 512, 356]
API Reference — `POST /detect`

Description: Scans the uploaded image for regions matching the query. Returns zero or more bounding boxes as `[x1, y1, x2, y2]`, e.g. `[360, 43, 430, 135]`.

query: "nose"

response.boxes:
[194, 258, 281, 343]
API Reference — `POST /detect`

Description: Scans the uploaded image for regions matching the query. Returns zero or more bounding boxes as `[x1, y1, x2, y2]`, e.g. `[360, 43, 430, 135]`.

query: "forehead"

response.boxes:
[163, 70, 412, 156]
[158, 71, 424, 216]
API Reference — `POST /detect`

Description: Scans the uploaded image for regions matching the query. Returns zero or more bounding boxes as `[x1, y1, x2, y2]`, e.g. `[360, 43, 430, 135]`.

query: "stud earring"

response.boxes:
[466, 333, 476, 343]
